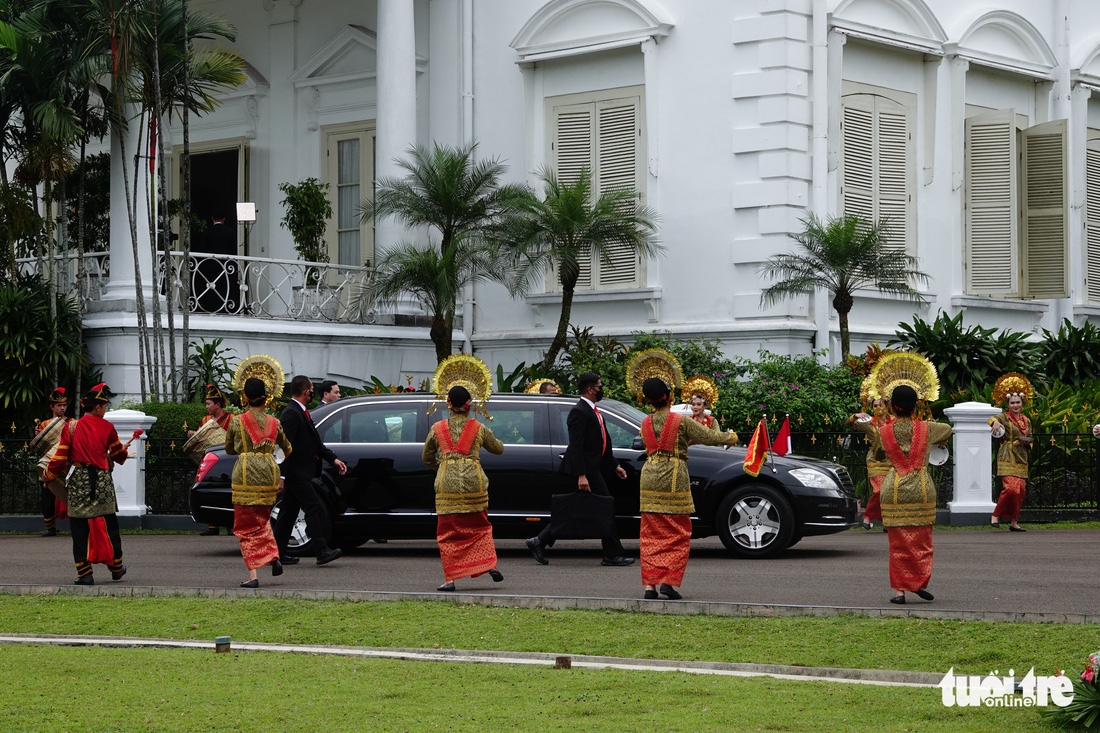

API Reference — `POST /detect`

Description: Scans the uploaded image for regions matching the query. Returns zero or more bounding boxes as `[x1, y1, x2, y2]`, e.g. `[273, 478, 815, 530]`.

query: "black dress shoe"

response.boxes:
[916, 589, 934, 601]
[525, 537, 548, 565]
[270, 560, 283, 577]
[659, 584, 682, 600]
[110, 565, 127, 581]
[437, 581, 455, 592]
[74, 575, 94, 586]
[41, 528, 57, 537]
[488, 568, 504, 582]
[279, 556, 300, 565]
[990, 521, 1001, 528]
[644, 590, 659, 600]
[1009, 526, 1026, 532]
[889, 595, 905, 604]
[862, 522, 872, 530]
[316, 547, 343, 566]
[601, 556, 634, 566]
[239, 579, 259, 588]
[199, 527, 220, 536]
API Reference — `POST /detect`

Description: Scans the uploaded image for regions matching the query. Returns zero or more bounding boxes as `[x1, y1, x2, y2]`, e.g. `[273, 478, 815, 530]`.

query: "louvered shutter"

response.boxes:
[1086, 138, 1100, 304]
[840, 96, 875, 224]
[875, 97, 911, 254]
[551, 103, 595, 290]
[1021, 120, 1068, 299]
[595, 97, 642, 287]
[965, 110, 1017, 295]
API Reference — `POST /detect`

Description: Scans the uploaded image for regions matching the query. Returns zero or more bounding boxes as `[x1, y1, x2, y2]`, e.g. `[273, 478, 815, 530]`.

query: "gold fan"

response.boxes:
[233, 354, 285, 404]
[524, 378, 560, 394]
[992, 372, 1033, 404]
[682, 374, 719, 405]
[869, 351, 939, 402]
[626, 348, 683, 398]
[432, 354, 493, 403]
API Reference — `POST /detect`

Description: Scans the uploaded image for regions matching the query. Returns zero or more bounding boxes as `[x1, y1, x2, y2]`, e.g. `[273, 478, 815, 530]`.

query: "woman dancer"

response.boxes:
[629, 351, 736, 600]
[988, 373, 1034, 532]
[422, 355, 505, 592]
[848, 376, 890, 530]
[682, 375, 722, 435]
[224, 377, 292, 588]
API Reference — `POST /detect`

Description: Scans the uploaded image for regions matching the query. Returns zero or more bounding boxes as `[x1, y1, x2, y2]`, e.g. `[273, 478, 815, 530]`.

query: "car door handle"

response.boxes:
[557, 453, 565, 459]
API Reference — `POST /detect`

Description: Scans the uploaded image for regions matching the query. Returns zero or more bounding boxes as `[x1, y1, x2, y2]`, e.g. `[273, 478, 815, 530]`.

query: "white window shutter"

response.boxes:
[875, 97, 911, 254]
[965, 110, 1017, 295]
[552, 103, 595, 289]
[595, 97, 641, 287]
[1086, 139, 1100, 304]
[840, 96, 875, 224]
[1021, 119, 1068, 299]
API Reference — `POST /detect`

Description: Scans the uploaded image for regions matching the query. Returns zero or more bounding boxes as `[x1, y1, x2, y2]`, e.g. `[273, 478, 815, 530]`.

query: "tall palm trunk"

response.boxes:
[832, 291, 853, 358]
[75, 127, 87, 397]
[180, 0, 191, 397]
[430, 315, 451, 363]
[117, 117, 151, 401]
[542, 268, 579, 371]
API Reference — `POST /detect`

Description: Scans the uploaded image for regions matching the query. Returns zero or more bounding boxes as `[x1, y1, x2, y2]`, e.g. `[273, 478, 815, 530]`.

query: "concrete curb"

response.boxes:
[0, 632, 941, 688]
[2, 583, 1098, 625]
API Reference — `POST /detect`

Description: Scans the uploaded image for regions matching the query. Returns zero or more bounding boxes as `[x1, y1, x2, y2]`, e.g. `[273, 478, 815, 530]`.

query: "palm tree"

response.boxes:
[759, 214, 929, 359]
[495, 168, 660, 371]
[360, 141, 528, 361]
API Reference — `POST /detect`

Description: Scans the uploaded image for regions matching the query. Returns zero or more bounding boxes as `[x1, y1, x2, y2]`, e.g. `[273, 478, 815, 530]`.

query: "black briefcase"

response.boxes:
[549, 492, 615, 539]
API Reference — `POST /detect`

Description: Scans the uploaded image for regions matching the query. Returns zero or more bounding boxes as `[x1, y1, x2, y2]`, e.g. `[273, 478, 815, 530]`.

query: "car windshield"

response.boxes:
[601, 399, 648, 427]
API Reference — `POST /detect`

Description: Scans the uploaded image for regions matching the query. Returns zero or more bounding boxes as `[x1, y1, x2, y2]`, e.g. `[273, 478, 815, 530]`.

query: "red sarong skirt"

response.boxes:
[886, 525, 933, 592]
[640, 513, 692, 587]
[233, 505, 280, 571]
[864, 475, 883, 521]
[437, 510, 497, 581]
[994, 476, 1026, 522]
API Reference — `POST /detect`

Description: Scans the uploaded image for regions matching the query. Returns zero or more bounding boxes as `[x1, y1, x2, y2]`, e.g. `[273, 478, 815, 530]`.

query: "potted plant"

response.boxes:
[278, 178, 337, 318]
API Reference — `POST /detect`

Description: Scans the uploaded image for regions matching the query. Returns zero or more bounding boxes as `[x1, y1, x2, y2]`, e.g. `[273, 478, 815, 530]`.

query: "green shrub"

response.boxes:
[1039, 319, 1100, 386]
[133, 401, 210, 449]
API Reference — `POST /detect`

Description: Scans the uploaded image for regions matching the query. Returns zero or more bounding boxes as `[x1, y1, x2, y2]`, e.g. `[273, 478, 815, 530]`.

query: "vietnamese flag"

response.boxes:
[743, 418, 769, 477]
[772, 415, 792, 457]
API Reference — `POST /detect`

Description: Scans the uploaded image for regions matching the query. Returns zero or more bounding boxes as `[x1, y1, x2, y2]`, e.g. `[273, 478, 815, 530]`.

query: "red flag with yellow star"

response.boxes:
[743, 417, 770, 477]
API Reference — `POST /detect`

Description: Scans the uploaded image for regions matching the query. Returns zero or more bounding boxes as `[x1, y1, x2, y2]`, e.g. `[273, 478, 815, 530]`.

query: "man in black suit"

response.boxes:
[525, 372, 633, 566]
[274, 375, 347, 566]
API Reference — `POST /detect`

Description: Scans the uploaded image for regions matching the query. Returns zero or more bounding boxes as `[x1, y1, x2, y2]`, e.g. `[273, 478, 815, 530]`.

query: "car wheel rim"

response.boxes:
[728, 497, 782, 550]
[271, 506, 310, 548]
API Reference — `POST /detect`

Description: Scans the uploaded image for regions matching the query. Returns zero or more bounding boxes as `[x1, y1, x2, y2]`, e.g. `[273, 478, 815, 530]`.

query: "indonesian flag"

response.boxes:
[743, 418, 770, 477]
[772, 416, 792, 457]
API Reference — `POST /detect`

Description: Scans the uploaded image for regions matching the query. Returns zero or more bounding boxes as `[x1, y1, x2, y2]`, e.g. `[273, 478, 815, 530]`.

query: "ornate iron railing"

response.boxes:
[16, 252, 111, 304]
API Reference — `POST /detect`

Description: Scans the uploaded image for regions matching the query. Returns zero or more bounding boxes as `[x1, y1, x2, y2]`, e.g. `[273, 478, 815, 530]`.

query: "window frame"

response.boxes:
[321, 121, 376, 268]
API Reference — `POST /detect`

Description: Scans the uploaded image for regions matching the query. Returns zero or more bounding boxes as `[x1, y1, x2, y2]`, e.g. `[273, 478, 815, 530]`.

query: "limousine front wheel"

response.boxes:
[270, 500, 329, 557]
[716, 485, 794, 559]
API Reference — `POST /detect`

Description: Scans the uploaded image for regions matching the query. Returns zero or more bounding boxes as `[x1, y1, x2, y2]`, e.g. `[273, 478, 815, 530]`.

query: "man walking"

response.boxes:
[30, 388, 71, 536]
[526, 372, 633, 566]
[275, 375, 347, 566]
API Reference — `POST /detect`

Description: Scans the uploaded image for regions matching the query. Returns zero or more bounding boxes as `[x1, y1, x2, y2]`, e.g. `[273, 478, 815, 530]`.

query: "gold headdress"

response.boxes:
[626, 348, 683, 398]
[432, 354, 493, 415]
[233, 355, 285, 404]
[992, 372, 1033, 404]
[524, 378, 560, 394]
[859, 375, 874, 407]
[869, 351, 939, 402]
[682, 375, 719, 406]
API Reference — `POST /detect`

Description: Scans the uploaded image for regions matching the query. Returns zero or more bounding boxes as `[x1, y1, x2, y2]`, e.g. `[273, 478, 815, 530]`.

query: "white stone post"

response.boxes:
[105, 409, 158, 517]
[943, 401, 1000, 526]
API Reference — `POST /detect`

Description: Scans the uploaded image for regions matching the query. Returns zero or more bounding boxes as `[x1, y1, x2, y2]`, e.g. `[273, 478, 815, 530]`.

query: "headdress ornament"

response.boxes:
[524, 378, 560, 394]
[432, 354, 493, 417]
[869, 351, 939, 402]
[49, 387, 67, 404]
[204, 384, 226, 404]
[233, 355, 285, 405]
[626, 348, 683, 399]
[82, 382, 115, 407]
[992, 372, 1033, 405]
[859, 375, 874, 407]
[681, 375, 719, 406]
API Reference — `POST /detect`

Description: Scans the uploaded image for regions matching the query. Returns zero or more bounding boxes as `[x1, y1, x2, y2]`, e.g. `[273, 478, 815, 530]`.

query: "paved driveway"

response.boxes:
[1, 529, 1095, 615]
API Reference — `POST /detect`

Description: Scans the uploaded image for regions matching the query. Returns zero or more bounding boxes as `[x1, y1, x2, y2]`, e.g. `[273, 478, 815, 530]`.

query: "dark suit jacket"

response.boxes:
[558, 399, 616, 479]
[280, 400, 338, 482]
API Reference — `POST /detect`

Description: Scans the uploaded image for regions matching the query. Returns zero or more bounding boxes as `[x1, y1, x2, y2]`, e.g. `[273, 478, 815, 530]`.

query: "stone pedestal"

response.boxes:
[943, 401, 1000, 526]
[105, 409, 158, 517]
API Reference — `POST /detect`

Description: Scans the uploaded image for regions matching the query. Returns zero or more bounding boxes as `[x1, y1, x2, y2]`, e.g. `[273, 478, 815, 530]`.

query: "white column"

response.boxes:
[943, 401, 1001, 525]
[102, 106, 155, 301]
[376, 0, 417, 252]
[105, 409, 158, 517]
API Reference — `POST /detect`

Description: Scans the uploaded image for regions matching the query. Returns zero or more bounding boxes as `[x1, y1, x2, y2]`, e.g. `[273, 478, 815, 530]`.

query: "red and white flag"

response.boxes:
[772, 415, 792, 457]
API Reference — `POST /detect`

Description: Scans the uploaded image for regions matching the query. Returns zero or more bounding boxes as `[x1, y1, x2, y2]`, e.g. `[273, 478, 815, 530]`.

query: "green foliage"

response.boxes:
[890, 311, 1040, 396]
[278, 178, 333, 284]
[61, 153, 110, 253]
[1039, 319, 1100, 386]
[558, 326, 629, 400]
[495, 362, 529, 393]
[131, 400, 209, 446]
[717, 352, 862, 434]
[184, 338, 237, 403]
[0, 273, 90, 425]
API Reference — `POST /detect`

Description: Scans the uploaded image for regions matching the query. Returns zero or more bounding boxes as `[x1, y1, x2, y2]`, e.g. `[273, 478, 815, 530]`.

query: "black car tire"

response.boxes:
[270, 500, 330, 557]
[716, 484, 795, 558]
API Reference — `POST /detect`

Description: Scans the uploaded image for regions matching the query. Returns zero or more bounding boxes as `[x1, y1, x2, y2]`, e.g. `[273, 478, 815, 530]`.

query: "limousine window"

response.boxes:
[550, 402, 641, 449]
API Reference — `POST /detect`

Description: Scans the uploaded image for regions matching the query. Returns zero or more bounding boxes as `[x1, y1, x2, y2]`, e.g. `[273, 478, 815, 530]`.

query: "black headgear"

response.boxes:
[243, 378, 267, 400]
[642, 377, 670, 404]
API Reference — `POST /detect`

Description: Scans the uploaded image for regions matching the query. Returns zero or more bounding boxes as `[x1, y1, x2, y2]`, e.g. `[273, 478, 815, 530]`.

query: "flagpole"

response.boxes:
[765, 413, 777, 474]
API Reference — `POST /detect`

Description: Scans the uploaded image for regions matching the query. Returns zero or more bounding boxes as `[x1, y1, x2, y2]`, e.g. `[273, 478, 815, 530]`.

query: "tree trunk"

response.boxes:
[430, 314, 450, 363]
[180, 0, 192, 399]
[542, 283, 575, 372]
[75, 129, 87, 397]
[44, 175, 58, 386]
[832, 290, 854, 359]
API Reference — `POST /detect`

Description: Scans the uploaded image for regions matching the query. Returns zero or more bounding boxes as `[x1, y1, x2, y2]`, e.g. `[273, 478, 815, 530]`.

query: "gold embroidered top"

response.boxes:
[872, 417, 952, 527]
[224, 410, 293, 506]
[640, 411, 737, 514]
[422, 415, 505, 515]
[988, 412, 1030, 479]
[846, 414, 891, 478]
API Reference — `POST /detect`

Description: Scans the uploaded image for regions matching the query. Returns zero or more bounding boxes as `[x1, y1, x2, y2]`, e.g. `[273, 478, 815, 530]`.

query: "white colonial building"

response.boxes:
[76, 0, 1100, 395]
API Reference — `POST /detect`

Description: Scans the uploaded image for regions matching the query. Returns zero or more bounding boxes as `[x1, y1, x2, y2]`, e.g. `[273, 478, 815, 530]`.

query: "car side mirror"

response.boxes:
[631, 435, 645, 451]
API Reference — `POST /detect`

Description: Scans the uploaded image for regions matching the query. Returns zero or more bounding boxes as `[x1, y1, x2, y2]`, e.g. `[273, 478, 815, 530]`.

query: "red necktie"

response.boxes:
[594, 406, 607, 454]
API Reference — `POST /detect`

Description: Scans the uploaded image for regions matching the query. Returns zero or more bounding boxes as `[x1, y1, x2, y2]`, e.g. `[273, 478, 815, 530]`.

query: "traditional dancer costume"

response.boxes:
[989, 373, 1034, 527]
[682, 374, 722, 436]
[30, 388, 71, 534]
[847, 375, 891, 525]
